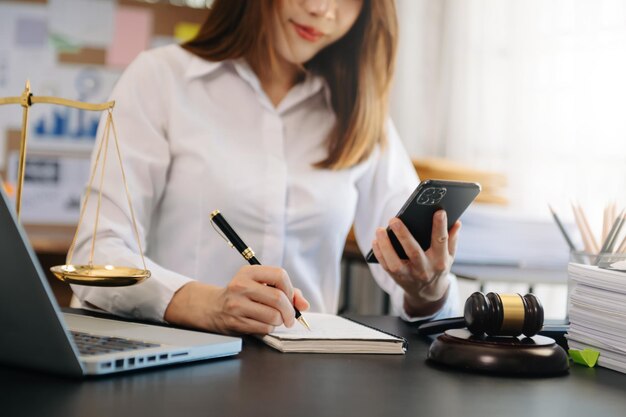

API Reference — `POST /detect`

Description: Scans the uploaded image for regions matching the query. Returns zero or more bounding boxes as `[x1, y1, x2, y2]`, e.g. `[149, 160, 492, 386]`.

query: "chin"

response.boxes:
[284, 48, 319, 65]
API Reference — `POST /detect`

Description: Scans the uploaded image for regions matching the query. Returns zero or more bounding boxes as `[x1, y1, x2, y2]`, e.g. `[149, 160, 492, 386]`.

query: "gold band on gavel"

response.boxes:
[499, 294, 525, 333]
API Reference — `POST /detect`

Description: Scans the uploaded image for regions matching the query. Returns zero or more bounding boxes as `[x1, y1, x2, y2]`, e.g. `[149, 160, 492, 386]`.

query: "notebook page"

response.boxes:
[268, 313, 399, 341]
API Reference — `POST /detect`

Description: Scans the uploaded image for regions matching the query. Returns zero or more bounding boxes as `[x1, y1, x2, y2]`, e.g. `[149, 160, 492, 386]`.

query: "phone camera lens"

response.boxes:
[416, 187, 447, 205]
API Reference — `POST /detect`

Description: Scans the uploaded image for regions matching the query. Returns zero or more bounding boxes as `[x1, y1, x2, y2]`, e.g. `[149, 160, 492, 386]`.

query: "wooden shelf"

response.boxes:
[24, 224, 75, 255]
[413, 158, 508, 205]
[16, 225, 75, 307]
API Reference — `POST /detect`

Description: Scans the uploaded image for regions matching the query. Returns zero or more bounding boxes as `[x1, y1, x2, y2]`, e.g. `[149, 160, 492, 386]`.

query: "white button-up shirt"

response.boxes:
[71, 45, 458, 323]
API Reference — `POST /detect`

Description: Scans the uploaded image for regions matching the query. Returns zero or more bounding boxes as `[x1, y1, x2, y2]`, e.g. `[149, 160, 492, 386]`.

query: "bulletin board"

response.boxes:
[0, 0, 208, 224]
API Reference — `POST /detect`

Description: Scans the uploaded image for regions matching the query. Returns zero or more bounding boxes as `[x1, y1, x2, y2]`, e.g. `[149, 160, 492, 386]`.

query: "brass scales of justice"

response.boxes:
[0, 81, 151, 287]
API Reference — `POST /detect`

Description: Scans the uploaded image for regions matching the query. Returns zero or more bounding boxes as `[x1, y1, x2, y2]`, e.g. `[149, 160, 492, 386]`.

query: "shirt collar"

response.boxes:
[185, 54, 333, 111]
[184, 54, 225, 80]
[229, 58, 332, 113]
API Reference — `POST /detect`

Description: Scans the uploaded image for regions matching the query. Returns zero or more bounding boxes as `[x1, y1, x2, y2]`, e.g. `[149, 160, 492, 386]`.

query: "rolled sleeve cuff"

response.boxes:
[392, 273, 460, 322]
[71, 268, 193, 323]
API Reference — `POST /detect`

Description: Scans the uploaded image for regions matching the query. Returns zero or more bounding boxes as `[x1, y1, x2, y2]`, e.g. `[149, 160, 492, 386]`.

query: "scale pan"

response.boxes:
[50, 265, 151, 287]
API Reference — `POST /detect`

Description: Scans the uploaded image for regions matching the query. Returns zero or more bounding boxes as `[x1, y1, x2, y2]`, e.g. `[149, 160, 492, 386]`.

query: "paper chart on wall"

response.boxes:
[48, 0, 115, 49]
[0, 3, 51, 92]
[6, 152, 91, 225]
[0, 3, 52, 172]
[27, 66, 121, 143]
[14, 16, 48, 48]
[106, 6, 154, 68]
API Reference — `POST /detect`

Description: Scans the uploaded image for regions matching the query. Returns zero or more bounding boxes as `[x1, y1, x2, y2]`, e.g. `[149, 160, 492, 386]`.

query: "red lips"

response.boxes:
[291, 21, 323, 42]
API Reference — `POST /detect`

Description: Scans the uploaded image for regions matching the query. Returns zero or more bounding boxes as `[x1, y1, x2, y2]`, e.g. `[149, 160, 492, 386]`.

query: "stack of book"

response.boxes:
[566, 262, 626, 373]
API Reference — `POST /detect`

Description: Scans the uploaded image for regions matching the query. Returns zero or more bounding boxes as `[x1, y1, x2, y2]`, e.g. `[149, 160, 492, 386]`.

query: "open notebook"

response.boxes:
[260, 313, 407, 354]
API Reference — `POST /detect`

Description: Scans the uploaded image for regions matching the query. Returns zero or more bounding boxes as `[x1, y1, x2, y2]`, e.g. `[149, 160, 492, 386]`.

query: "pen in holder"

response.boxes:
[552, 202, 625, 321]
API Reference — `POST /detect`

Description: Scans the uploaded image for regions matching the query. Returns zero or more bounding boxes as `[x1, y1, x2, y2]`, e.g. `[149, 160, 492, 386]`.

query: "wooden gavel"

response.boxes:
[418, 292, 544, 337]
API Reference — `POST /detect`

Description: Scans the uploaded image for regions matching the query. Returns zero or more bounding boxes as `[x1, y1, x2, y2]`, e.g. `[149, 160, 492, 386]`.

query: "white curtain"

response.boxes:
[391, 0, 626, 218]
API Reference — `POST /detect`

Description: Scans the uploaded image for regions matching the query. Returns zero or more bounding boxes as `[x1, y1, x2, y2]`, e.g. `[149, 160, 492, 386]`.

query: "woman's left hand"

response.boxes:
[371, 210, 461, 317]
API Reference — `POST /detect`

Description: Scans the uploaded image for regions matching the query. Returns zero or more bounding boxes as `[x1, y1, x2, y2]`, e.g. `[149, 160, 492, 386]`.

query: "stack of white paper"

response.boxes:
[566, 263, 626, 373]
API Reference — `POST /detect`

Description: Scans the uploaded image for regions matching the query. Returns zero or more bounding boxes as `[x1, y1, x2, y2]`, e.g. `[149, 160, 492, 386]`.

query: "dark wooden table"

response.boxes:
[1, 315, 625, 417]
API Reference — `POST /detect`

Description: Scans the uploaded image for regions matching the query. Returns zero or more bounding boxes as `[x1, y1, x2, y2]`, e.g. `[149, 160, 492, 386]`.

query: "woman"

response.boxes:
[72, 0, 461, 335]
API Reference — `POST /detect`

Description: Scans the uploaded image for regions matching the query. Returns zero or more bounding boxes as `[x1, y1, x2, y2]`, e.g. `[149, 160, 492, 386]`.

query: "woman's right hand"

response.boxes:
[164, 265, 310, 335]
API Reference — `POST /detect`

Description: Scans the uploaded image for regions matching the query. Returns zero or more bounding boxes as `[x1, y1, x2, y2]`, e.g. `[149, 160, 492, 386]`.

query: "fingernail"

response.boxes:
[389, 219, 400, 231]
[439, 211, 447, 221]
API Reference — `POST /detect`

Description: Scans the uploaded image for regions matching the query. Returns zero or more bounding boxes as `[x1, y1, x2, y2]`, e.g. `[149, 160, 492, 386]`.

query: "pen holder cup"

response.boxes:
[566, 250, 626, 320]
[569, 250, 626, 267]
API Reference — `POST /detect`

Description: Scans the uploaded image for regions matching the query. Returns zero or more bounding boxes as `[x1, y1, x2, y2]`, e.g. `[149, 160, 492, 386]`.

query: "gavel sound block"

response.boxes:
[422, 292, 569, 376]
[427, 329, 569, 376]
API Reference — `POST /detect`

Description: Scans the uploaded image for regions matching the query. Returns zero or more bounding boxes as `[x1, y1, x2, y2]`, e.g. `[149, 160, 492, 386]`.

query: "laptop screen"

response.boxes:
[0, 186, 83, 375]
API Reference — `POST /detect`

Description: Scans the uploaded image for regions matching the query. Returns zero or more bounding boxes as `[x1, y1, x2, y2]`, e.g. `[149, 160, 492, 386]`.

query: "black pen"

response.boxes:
[209, 210, 311, 331]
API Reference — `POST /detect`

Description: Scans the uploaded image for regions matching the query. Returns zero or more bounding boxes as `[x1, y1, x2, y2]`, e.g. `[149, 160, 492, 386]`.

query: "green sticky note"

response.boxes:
[569, 348, 600, 367]
[49, 34, 80, 53]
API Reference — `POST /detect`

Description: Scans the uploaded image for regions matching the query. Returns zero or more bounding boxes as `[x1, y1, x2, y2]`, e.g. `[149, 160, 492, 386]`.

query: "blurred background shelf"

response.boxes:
[22, 224, 75, 307]
[412, 158, 508, 205]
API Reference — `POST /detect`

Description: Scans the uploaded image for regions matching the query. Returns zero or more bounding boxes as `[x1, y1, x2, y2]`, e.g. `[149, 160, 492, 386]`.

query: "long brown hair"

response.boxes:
[183, 0, 398, 170]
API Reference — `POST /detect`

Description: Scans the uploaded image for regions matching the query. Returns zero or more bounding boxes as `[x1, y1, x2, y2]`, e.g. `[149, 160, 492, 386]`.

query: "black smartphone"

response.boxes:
[365, 179, 481, 263]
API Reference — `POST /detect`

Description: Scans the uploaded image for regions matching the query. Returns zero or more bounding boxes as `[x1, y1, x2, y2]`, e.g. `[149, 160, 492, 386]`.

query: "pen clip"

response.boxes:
[209, 215, 234, 249]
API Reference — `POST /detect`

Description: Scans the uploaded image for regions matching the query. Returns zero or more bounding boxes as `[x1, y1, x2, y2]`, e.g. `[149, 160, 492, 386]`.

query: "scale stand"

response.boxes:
[0, 81, 150, 287]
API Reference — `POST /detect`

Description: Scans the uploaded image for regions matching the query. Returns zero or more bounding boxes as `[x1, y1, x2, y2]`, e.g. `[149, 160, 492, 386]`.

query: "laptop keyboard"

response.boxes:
[71, 331, 161, 356]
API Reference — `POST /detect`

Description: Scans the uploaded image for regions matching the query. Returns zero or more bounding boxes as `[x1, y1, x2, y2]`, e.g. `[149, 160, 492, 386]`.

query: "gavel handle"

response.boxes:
[417, 317, 465, 335]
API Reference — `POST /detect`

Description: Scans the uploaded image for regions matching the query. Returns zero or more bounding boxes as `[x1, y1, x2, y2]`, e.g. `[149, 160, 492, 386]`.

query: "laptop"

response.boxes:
[0, 185, 241, 376]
